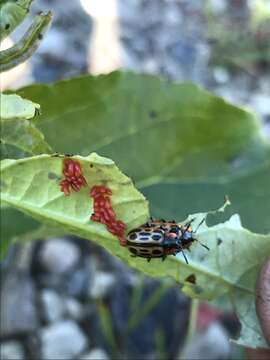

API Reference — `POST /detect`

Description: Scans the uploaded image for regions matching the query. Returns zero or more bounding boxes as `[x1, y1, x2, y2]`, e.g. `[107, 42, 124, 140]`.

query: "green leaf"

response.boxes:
[1, 150, 269, 347]
[0, 11, 52, 72]
[0, 207, 40, 259]
[125, 214, 270, 349]
[0, 93, 51, 154]
[182, 214, 270, 348]
[1, 93, 40, 119]
[16, 72, 270, 233]
[0, 152, 149, 257]
[0, 0, 32, 41]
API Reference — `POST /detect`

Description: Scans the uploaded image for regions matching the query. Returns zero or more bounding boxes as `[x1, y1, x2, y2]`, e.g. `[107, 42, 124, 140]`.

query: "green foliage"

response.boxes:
[0, 1, 52, 155]
[0, 94, 51, 154]
[0, 152, 149, 249]
[1, 150, 269, 347]
[0, 207, 40, 260]
[1, 71, 269, 348]
[0, 11, 52, 72]
[0, 0, 33, 41]
[205, 0, 270, 69]
[14, 72, 270, 233]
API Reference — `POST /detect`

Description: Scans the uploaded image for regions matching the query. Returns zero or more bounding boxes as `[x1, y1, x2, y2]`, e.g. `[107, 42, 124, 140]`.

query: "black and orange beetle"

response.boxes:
[126, 218, 209, 263]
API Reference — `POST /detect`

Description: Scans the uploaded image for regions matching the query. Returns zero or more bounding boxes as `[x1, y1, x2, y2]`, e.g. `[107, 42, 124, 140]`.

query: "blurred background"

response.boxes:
[1, 1, 269, 359]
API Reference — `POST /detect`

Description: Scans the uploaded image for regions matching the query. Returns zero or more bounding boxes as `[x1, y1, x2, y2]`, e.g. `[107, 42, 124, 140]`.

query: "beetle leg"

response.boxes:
[180, 248, 189, 264]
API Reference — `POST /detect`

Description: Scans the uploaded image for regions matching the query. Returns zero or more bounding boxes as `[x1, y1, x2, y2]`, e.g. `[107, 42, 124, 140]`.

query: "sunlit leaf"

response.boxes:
[0, 93, 51, 154]
[0, 152, 149, 256]
[16, 72, 270, 233]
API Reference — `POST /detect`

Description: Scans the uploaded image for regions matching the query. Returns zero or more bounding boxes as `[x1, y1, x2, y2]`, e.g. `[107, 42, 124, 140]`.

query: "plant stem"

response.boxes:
[187, 298, 199, 345]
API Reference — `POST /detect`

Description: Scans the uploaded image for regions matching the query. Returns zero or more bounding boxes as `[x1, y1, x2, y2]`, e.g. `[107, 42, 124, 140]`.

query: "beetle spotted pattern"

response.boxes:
[126, 219, 208, 263]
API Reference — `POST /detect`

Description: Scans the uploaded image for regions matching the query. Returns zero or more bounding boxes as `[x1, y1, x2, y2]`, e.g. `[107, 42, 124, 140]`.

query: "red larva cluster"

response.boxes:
[90, 185, 127, 246]
[59, 158, 127, 246]
[60, 159, 87, 196]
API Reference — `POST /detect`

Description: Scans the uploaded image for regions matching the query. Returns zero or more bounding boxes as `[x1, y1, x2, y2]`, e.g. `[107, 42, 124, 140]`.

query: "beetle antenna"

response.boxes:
[195, 239, 210, 251]
[193, 217, 209, 250]
[184, 218, 195, 228]
[194, 216, 207, 233]
[182, 217, 209, 251]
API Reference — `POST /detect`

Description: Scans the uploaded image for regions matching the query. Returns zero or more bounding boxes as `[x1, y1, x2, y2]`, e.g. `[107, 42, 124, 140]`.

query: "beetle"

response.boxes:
[126, 218, 209, 263]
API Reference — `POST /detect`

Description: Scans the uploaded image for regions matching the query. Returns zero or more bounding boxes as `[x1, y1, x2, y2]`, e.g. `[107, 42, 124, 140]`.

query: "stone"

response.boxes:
[108, 279, 190, 359]
[251, 93, 270, 117]
[40, 289, 65, 323]
[213, 67, 230, 84]
[143, 58, 159, 74]
[263, 117, 270, 139]
[182, 322, 231, 360]
[0, 340, 25, 360]
[80, 348, 110, 360]
[0, 272, 39, 336]
[30, 0, 92, 82]
[38, 29, 67, 59]
[208, 0, 227, 14]
[164, 3, 183, 25]
[88, 271, 116, 299]
[2, 242, 34, 272]
[41, 320, 88, 360]
[64, 265, 90, 298]
[118, 0, 140, 22]
[65, 297, 84, 321]
[39, 238, 80, 274]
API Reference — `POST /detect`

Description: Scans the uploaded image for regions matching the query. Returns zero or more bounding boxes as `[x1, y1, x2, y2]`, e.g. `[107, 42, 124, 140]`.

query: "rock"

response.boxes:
[164, 2, 183, 25]
[213, 67, 230, 84]
[118, 0, 140, 22]
[33, 239, 93, 297]
[131, 283, 190, 358]
[0, 272, 39, 336]
[65, 297, 84, 321]
[207, 0, 227, 14]
[40, 289, 65, 323]
[108, 279, 190, 359]
[168, 39, 197, 71]
[88, 271, 116, 299]
[263, 118, 270, 139]
[41, 320, 88, 360]
[2, 242, 34, 272]
[30, 0, 92, 82]
[24, 334, 42, 360]
[0, 341, 25, 360]
[80, 303, 110, 351]
[182, 322, 231, 360]
[80, 348, 110, 360]
[39, 238, 80, 274]
[143, 58, 159, 74]
[64, 263, 91, 298]
[251, 93, 270, 117]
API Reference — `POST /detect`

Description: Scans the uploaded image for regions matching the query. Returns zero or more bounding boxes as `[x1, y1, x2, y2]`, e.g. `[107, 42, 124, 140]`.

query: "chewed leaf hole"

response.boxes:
[217, 238, 223, 246]
[185, 274, 196, 284]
